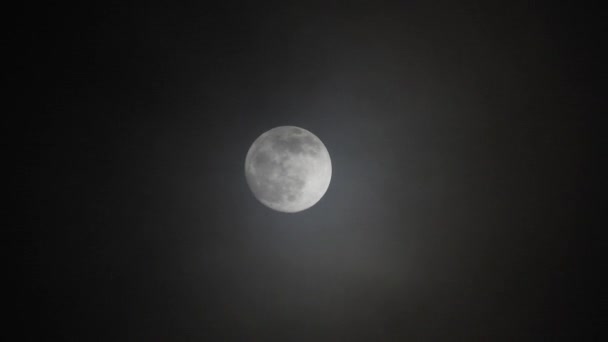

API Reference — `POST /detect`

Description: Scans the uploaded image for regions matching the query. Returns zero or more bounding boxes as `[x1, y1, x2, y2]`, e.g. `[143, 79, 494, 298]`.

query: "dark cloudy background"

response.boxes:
[27, 1, 600, 340]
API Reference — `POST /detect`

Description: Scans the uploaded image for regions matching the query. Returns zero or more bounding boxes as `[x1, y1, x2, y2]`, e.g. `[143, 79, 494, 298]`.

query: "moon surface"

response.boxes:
[245, 126, 332, 213]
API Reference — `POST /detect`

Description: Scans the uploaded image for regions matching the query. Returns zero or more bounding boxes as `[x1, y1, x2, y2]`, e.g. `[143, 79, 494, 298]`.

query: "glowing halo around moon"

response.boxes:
[245, 126, 332, 213]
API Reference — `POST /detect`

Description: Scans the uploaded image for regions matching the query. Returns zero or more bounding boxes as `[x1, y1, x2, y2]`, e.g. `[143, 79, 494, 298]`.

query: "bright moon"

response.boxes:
[245, 126, 332, 213]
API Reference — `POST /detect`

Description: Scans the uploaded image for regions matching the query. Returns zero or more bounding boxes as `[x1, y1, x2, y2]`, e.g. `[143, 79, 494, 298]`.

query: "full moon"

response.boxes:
[245, 126, 332, 213]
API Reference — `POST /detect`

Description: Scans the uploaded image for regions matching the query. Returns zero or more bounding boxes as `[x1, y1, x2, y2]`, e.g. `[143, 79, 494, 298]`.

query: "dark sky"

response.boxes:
[28, 1, 600, 340]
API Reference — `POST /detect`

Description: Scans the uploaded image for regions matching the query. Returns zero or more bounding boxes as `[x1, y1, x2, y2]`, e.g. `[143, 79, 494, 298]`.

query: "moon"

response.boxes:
[245, 126, 332, 213]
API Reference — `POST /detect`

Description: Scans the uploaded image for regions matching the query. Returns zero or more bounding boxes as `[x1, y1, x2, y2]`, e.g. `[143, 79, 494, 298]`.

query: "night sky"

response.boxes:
[28, 1, 599, 340]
